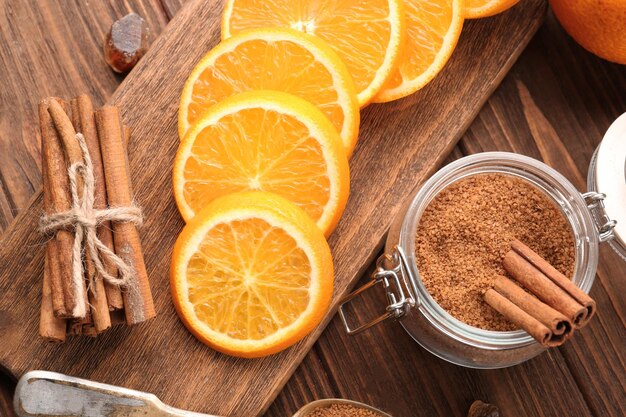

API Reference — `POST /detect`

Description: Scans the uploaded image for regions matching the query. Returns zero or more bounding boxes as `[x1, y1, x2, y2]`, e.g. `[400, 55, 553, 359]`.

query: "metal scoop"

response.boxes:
[14, 371, 390, 417]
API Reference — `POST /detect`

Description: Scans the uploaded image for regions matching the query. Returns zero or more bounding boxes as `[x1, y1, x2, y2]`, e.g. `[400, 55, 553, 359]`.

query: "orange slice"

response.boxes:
[374, 0, 464, 102]
[179, 28, 360, 155]
[173, 90, 350, 237]
[222, 0, 406, 106]
[465, 0, 519, 19]
[170, 191, 334, 358]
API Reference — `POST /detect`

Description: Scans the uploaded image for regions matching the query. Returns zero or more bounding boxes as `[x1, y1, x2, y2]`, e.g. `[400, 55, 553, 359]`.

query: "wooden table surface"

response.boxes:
[0, 1, 624, 416]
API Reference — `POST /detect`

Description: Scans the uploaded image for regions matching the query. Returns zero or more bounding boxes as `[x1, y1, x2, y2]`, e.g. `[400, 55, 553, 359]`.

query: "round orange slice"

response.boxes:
[222, 0, 406, 106]
[374, 0, 464, 102]
[465, 0, 520, 19]
[170, 191, 334, 358]
[173, 90, 350, 237]
[179, 28, 360, 155]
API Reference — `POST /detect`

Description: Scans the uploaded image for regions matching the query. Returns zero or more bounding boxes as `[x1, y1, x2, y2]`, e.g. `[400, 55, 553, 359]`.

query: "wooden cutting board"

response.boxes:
[0, 1, 547, 415]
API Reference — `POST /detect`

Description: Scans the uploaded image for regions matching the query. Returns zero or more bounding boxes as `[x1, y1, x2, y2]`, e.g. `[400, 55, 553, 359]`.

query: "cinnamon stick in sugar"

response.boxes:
[96, 106, 155, 324]
[510, 240, 596, 327]
[70, 95, 114, 332]
[494, 275, 572, 343]
[503, 242, 591, 328]
[484, 289, 554, 346]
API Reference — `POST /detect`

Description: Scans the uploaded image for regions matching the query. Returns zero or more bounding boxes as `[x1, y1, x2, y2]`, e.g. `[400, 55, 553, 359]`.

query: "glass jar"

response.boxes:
[339, 147, 623, 369]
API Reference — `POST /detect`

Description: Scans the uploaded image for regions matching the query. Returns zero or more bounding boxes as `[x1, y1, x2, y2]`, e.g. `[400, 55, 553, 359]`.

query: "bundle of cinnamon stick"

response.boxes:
[484, 240, 596, 347]
[39, 95, 155, 342]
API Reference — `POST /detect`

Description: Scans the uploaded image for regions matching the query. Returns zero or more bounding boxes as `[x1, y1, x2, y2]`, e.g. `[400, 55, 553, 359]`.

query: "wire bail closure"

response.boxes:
[582, 192, 617, 242]
[338, 246, 417, 335]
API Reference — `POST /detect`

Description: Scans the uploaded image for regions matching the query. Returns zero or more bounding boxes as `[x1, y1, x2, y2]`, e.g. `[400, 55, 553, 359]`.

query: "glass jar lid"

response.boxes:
[588, 112, 626, 261]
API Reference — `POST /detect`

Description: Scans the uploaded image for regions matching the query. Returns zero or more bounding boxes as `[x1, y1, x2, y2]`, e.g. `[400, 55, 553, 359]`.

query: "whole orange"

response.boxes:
[550, 0, 626, 65]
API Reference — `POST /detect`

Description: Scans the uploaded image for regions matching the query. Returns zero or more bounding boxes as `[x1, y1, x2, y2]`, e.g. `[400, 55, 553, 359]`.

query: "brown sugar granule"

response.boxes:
[415, 173, 575, 331]
[306, 404, 386, 417]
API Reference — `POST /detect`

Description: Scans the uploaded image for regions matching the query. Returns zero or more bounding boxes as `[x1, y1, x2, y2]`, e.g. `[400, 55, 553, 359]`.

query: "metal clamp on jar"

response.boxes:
[339, 113, 626, 369]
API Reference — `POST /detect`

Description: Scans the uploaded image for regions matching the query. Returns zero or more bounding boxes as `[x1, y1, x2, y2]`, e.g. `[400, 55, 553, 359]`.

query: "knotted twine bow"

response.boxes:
[39, 133, 143, 294]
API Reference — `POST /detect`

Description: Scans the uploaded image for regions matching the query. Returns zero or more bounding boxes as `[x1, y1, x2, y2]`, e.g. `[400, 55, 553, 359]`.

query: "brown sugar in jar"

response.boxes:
[338, 152, 601, 367]
[415, 173, 576, 331]
[357, 152, 601, 367]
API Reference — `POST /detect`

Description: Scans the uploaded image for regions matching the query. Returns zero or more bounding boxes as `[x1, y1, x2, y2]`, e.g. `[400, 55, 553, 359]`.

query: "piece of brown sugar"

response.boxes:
[415, 173, 575, 331]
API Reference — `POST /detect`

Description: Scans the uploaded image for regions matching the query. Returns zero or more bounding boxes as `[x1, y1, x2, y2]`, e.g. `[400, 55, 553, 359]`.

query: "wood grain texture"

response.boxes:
[0, 0, 546, 416]
[0, 0, 168, 231]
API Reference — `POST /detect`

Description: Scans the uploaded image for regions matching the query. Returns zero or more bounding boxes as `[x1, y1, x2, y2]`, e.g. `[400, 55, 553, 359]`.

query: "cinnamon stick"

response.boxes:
[40, 252, 67, 342]
[484, 289, 553, 346]
[503, 248, 588, 328]
[40, 98, 83, 319]
[511, 240, 596, 326]
[494, 275, 572, 342]
[40, 98, 65, 318]
[110, 309, 127, 326]
[75, 96, 125, 312]
[68, 300, 93, 337]
[107, 125, 132, 324]
[69, 285, 91, 337]
[48, 100, 83, 170]
[68, 318, 83, 336]
[47, 100, 89, 320]
[70, 95, 115, 332]
[107, 123, 132, 314]
[82, 322, 98, 338]
[39, 100, 69, 336]
[96, 106, 155, 324]
[68, 302, 91, 336]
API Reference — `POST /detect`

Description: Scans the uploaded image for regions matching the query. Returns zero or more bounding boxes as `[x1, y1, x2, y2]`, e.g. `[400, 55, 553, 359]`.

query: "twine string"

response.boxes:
[39, 133, 143, 291]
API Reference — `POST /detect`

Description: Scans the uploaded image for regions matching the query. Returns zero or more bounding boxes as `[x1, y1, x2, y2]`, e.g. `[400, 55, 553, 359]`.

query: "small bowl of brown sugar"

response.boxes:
[339, 152, 602, 368]
[294, 399, 391, 417]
